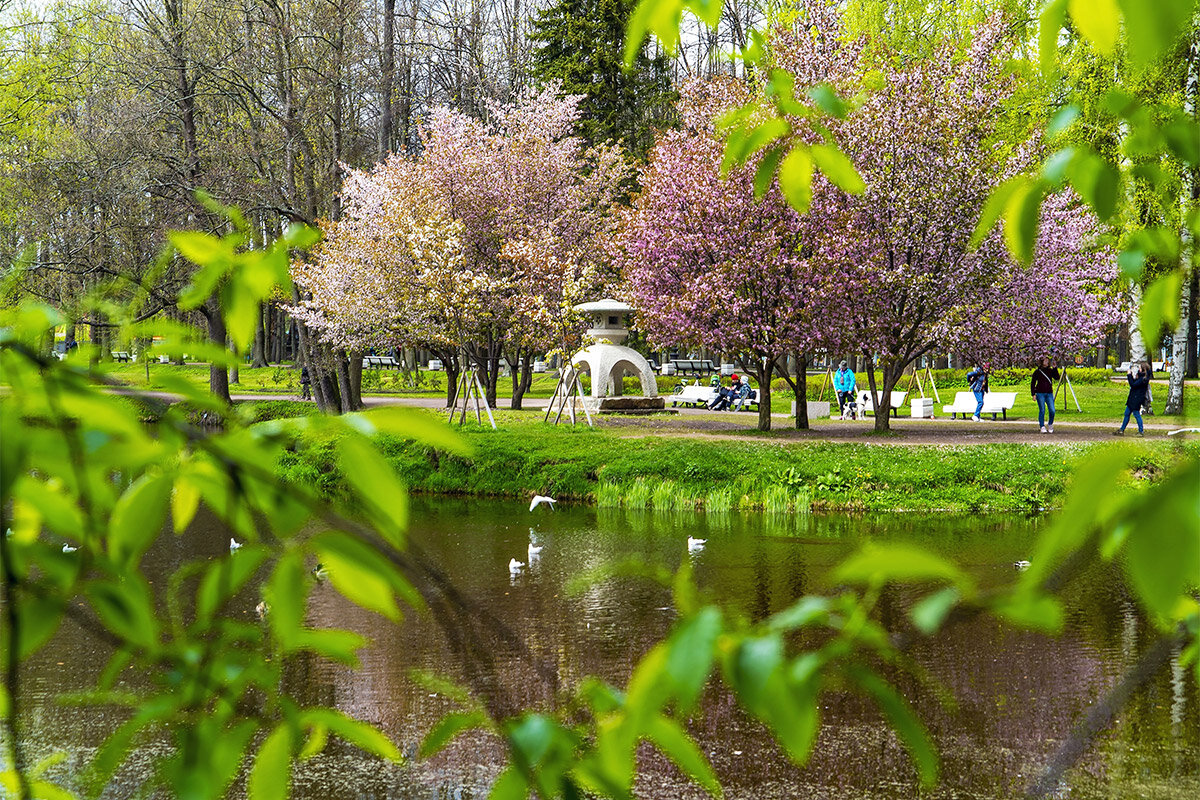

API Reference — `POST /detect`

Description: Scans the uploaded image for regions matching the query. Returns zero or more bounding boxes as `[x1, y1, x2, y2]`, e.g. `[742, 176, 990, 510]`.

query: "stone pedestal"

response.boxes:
[911, 398, 934, 418]
[790, 400, 831, 418]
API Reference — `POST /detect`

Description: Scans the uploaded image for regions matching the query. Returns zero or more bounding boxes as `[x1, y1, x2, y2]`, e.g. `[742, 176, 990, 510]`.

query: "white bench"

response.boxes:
[855, 389, 908, 418]
[943, 391, 1017, 420]
[670, 383, 717, 408]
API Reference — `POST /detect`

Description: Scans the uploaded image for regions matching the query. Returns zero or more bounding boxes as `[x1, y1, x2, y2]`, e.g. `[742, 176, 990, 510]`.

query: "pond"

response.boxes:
[12, 498, 1199, 799]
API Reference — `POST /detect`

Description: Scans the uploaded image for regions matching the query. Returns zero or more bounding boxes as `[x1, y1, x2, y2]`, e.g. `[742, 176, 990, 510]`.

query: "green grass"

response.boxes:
[274, 409, 1198, 513]
[95, 360, 1200, 425]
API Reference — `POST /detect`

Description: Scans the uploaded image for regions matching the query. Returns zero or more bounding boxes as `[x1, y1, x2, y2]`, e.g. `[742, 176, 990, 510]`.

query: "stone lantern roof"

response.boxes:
[573, 298, 633, 343]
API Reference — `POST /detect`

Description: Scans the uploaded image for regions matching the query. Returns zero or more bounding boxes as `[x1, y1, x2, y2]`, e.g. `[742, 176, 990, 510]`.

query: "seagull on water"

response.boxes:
[687, 537, 706, 552]
[229, 537, 243, 553]
[1014, 560, 1031, 571]
[529, 495, 556, 512]
[509, 557, 525, 573]
[62, 543, 78, 553]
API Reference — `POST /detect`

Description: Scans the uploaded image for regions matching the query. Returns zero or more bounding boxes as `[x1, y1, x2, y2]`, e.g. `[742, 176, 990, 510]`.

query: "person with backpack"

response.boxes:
[1030, 357, 1059, 433]
[966, 362, 990, 422]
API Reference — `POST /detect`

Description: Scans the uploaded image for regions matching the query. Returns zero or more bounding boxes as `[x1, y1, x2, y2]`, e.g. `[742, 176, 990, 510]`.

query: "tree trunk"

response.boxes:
[793, 353, 809, 429]
[1164, 278, 1189, 415]
[1187, 269, 1199, 378]
[335, 350, 358, 412]
[205, 301, 231, 404]
[349, 349, 363, 407]
[1128, 283, 1148, 363]
[380, 0, 396, 158]
[251, 304, 269, 367]
[864, 351, 901, 433]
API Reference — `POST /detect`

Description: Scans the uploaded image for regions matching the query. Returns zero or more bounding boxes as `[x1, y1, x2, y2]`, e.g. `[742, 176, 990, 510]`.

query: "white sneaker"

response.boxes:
[972, 415, 981, 422]
[1047, 425, 1053, 433]
[1039, 426, 1047, 433]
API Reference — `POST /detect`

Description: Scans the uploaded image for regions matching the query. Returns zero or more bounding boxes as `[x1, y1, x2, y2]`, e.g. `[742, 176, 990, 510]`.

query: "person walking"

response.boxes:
[1030, 357, 1059, 433]
[833, 360, 856, 418]
[967, 362, 990, 422]
[300, 365, 312, 400]
[1114, 362, 1150, 436]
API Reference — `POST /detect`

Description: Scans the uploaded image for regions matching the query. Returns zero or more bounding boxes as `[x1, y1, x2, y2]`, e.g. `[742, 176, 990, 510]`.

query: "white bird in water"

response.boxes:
[229, 537, 243, 553]
[1014, 560, 1031, 571]
[687, 537, 706, 552]
[529, 495, 556, 512]
[528, 529, 544, 560]
[509, 558, 524, 572]
[61, 543, 77, 553]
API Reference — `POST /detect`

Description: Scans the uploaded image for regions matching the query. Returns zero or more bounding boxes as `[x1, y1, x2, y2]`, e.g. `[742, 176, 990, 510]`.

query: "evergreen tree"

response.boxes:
[531, 0, 675, 163]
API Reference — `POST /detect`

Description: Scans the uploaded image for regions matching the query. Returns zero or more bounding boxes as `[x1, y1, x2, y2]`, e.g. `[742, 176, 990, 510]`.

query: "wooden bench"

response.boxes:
[855, 389, 908, 417]
[111, 351, 132, 363]
[362, 355, 401, 370]
[943, 391, 1018, 420]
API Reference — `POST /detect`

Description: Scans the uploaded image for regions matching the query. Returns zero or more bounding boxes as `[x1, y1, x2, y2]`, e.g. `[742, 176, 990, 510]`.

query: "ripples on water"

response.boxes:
[8, 499, 1199, 799]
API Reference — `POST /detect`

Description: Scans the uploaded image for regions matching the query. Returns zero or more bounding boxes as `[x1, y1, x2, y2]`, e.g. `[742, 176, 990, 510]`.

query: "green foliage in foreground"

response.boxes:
[276, 412, 1195, 513]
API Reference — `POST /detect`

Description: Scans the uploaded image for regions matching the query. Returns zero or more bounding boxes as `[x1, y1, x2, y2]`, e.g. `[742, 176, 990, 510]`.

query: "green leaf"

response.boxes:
[753, 145, 785, 201]
[172, 473, 202, 534]
[1003, 179, 1046, 265]
[1047, 105, 1080, 138]
[972, 177, 1027, 249]
[1068, 0, 1121, 55]
[221, 279, 259, 355]
[834, 544, 972, 592]
[86, 578, 160, 651]
[767, 596, 830, 631]
[624, 0, 684, 66]
[765, 70, 803, 116]
[265, 550, 308, 649]
[645, 714, 722, 798]
[849, 666, 938, 787]
[778, 146, 815, 213]
[723, 118, 790, 173]
[109, 472, 172, 567]
[335, 435, 408, 545]
[282, 223, 322, 250]
[419, 710, 489, 758]
[339, 407, 471, 455]
[1119, 0, 1197, 69]
[293, 629, 368, 666]
[1118, 247, 1146, 278]
[665, 607, 721, 712]
[1039, 0, 1069, 76]
[508, 713, 557, 768]
[810, 144, 865, 194]
[1067, 151, 1120, 221]
[1161, 117, 1200, 165]
[196, 547, 269, 622]
[16, 596, 64, 659]
[1041, 147, 1076, 184]
[247, 723, 293, 800]
[488, 765, 528, 800]
[1140, 271, 1183, 351]
[300, 708, 402, 761]
[992, 593, 1064, 632]
[1122, 460, 1200, 628]
[730, 636, 783, 713]
[170, 231, 228, 268]
[806, 84, 846, 118]
[311, 530, 404, 621]
[910, 587, 960, 635]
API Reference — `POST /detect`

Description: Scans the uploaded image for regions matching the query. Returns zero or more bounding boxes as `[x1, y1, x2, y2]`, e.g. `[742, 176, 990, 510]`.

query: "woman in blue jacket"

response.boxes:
[1114, 363, 1150, 436]
[966, 363, 990, 421]
[833, 360, 856, 416]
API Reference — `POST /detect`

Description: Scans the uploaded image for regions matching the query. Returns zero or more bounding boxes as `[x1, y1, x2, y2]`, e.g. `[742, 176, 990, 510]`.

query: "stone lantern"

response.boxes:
[568, 299, 661, 408]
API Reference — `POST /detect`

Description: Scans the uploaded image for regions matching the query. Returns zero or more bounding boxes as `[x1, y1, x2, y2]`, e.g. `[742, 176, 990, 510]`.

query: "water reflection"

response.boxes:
[9, 499, 1199, 799]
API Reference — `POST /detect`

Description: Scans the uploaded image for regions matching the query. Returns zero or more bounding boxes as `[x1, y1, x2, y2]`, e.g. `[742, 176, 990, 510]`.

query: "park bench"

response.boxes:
[943, 391, 1018, 420]
[427, 359, 444, 370]
[670, 382, 718, 408]
[669, 358, 718, 377]
[362, 355, 400, 370]
[855, 389, 908, 417]
[111, 351, 132, 363]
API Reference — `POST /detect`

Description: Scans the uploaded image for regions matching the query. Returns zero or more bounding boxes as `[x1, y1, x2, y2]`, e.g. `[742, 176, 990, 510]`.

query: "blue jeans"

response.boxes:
[1121, 405, 1143, 433]
[973, 391, 984, 417]
[1035, 393, 1055, 426]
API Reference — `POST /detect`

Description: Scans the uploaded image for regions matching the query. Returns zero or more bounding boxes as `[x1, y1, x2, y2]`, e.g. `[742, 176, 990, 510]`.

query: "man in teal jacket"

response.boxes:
[834, 360, 856, 417]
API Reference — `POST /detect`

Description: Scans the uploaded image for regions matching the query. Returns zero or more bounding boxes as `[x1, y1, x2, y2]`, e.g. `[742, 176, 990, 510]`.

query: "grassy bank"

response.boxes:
[275, 411, 1194, 513]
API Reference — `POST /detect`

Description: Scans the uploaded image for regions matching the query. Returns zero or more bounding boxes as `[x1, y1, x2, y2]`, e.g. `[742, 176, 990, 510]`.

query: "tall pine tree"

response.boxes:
[531, 0, 675, 163]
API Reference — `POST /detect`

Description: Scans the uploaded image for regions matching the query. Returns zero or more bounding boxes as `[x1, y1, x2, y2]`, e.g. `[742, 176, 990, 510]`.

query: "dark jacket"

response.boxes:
[967, 367, 989, 394]
[1031, 366, 1058, 395]
[1125, 371, 1150, 409]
